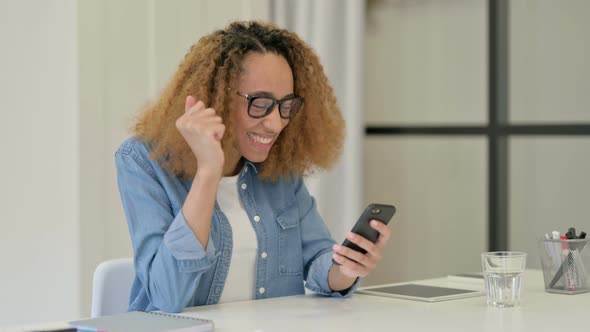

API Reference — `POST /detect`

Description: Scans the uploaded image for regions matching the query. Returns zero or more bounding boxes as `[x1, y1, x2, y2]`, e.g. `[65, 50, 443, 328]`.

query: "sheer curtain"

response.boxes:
[272, 0, 365, 240]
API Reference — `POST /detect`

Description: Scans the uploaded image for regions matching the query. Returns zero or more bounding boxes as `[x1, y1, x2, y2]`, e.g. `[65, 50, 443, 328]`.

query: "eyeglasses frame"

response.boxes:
[229, 88, 304, 119]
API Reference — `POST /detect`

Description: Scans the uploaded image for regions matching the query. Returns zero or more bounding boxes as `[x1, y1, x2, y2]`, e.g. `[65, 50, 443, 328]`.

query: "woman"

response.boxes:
[116, 21, 390, 313]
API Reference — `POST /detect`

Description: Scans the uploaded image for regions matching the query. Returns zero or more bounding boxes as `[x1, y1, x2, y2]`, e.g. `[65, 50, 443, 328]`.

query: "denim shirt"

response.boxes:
[115, 137, 358, 313]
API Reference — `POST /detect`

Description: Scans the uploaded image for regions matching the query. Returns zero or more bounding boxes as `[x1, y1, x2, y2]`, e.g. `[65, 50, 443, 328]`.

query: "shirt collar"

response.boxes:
[243, 160, 260, 174]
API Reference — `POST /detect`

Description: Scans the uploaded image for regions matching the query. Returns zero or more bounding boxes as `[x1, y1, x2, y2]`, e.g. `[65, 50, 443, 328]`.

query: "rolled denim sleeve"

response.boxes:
[305, 252, 360, 297]
[294, 177, 360, 297]
[164, 209, 217, 271]
[115, 140, 217, 312]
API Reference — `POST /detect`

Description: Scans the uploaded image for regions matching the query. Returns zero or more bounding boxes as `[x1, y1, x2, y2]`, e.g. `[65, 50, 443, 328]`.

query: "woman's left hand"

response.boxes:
[332, 219, 391, 278]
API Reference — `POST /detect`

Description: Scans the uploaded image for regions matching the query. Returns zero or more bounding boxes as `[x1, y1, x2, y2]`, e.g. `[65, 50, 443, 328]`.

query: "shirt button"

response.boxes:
[241, 183, 247, 190]
[253, 215, 261, 222]
[259, 287, 265, 294]
[261, 252, 268, 259]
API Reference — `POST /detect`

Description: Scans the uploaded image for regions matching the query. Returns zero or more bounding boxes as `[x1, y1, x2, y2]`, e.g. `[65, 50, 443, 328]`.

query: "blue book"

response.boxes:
[69, 311, 213, 332]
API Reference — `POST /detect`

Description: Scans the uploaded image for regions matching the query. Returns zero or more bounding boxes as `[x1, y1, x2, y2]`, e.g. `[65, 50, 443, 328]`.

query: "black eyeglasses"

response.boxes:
[230, 89, 304, 119]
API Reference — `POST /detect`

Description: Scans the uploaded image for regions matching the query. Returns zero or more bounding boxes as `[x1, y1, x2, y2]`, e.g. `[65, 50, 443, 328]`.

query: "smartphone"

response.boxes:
[340, 203, 396, 255]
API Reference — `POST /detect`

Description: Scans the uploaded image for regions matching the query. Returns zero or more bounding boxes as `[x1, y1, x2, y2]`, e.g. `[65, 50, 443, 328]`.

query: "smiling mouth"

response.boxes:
[247, 132, 274, 145]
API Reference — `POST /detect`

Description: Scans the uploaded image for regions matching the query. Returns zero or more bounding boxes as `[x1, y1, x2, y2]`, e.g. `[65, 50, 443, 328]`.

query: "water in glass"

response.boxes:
[484, 271, 524, 307]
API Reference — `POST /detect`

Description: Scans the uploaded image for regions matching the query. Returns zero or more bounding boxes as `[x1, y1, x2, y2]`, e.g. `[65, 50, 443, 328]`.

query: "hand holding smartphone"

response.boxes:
[340, 203, 396, 255]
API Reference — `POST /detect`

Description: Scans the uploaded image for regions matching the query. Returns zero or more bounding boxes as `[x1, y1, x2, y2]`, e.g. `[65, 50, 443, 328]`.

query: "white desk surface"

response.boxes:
[7, 270, 589, 332]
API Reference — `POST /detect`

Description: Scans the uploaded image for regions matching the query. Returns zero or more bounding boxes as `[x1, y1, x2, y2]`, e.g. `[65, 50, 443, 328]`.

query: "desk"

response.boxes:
[179, 270, 588, 332]
[7, 270, 590, 332]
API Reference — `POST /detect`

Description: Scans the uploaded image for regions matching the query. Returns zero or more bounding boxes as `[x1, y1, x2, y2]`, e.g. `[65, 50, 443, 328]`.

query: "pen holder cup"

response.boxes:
[538, 238, 590, 294]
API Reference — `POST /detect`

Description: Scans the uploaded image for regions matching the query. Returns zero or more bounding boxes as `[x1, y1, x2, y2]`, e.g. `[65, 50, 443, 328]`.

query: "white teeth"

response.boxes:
[247, 132, 273, 144]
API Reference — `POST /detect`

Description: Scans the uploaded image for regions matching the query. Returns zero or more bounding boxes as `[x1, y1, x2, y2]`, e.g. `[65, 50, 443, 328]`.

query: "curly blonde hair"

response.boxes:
[134, 21, 345, 180]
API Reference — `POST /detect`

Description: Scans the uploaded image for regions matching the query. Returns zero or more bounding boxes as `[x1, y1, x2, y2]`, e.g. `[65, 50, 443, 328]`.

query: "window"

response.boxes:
[363, 0, 590, 284]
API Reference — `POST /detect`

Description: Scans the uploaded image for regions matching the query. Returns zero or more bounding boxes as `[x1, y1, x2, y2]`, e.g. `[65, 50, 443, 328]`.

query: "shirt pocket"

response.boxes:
[274, 200, 303, 276]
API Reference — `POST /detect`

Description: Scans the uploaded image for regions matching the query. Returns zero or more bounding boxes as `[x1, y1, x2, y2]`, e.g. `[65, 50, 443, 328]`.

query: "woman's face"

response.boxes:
[230, 52, 293, 163]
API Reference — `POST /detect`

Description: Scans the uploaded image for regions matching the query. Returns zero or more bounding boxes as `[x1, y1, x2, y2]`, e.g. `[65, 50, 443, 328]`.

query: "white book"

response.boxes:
[69, 311, 213, 332]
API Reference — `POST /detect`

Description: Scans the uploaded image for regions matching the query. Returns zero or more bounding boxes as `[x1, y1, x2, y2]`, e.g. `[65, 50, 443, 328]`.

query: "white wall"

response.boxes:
[0, 0, 80, 327]
[364, 137, 487, 285]
[363, 0, 488, 285]
[1, 0, 269, 327]
[365, 0, 487, 126]
[364, 0, 590, 283]
[509, 0, 590, 261]
[510, 0, 590, 123]
[78, 0, 270, 317]
[510, 138, 590, 266]
[79, 0, 270, 319]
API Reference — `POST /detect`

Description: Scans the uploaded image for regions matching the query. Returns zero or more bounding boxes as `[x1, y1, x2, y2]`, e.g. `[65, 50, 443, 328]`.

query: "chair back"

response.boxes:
[91, 257, 135, 317]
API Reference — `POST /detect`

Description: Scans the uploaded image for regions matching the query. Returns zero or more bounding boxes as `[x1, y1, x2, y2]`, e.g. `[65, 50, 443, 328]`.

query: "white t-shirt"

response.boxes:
[216, 174, 257, 303]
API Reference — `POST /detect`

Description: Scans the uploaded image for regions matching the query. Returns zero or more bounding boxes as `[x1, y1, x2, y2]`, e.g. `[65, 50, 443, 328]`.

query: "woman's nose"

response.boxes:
[262, 105, 285, 131]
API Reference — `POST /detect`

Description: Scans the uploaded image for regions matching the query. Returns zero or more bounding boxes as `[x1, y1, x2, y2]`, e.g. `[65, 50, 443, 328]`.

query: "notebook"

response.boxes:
[69, 311, 213, 332]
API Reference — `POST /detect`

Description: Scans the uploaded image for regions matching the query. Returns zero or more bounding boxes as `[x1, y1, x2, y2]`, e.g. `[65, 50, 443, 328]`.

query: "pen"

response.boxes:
[551, 231, 561, 266]
[566, 227, 577, 240]
[545, 233, 560, 268]
[548, 233, 573, 289]
[562, 235, 575, 291]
